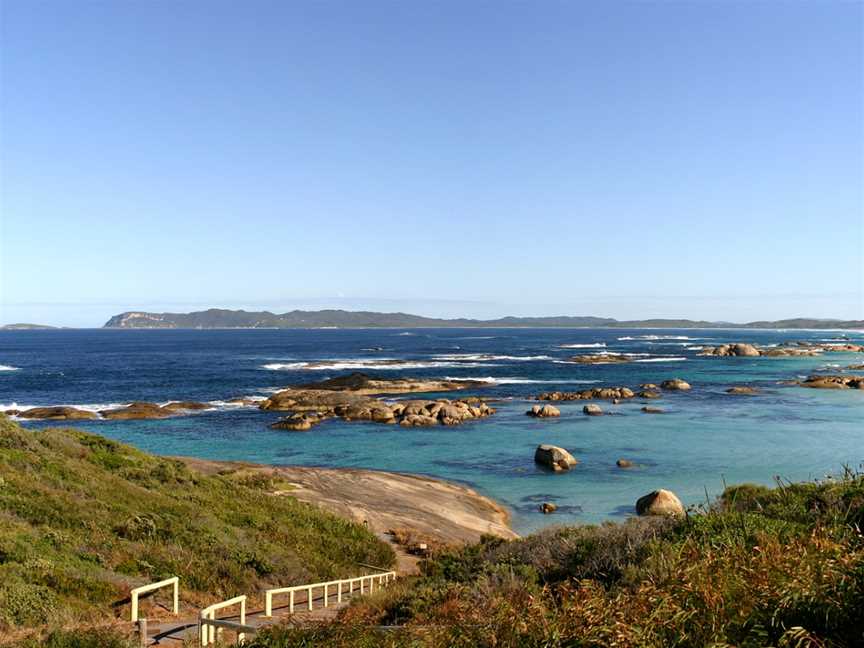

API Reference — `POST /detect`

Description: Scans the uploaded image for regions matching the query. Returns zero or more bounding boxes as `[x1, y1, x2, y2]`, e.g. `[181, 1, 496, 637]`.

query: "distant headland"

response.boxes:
[0, 323, 61, 330]
[98, 309, 864, 330]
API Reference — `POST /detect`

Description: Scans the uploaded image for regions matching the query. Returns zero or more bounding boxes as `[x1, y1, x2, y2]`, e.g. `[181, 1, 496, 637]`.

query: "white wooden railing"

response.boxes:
[199, 594, 247, 646]
[264, 571, 397, 617]
[130, 576, 179, 623]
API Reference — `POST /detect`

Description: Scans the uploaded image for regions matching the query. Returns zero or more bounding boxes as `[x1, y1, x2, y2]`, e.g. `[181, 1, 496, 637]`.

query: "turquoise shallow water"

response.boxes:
[1, 328, 862, 533]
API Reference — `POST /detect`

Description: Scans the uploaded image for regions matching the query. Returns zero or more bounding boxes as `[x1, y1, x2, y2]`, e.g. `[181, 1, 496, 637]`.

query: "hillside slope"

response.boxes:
[101, 308, 864, 329]
[249, 473, 864, 647]
[0, 416, 393, 634]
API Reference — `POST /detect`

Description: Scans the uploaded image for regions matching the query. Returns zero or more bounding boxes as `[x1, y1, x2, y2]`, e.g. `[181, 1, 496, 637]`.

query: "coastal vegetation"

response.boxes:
[0, 415, 394, 642]
[246, 470, 864, 647]
[2, 410, 863, 646]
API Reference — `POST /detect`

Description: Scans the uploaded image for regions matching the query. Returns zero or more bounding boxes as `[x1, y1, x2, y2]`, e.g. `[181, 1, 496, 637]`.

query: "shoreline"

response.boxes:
[180, 457, 519, 548]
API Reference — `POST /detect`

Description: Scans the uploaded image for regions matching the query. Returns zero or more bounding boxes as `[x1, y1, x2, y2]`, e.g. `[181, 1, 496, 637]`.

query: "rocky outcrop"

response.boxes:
[17, 406, 99, 421]
[726, 386, 759, 395]
[293, 372, 487, 395]
[700, 343, 760, 357]
[582, 404, 603, 416]
[538, 387, 635, 401]
[526, 404, 560, 418]
[636, 489, 685, 516]
[270, 412, 331, 431]
[534, 444, 578, 471]
[565, 354, 631, 364]
[263, 379, 496, 430]
[700, 342, 864, 358]
[660, 379, 691, 391]
[539, 502, 558, 514]
[799, 375, 864, 390]
[100, 401, 210, 420]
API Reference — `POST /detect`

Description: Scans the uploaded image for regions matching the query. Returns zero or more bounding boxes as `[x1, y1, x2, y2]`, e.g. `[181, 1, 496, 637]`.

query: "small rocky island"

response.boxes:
[261, 372, 495, 430]
[700, 342, 864, 357]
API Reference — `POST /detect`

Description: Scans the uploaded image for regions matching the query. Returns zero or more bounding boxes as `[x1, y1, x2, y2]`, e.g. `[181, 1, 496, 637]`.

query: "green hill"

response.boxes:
[0, 416, 393, 639]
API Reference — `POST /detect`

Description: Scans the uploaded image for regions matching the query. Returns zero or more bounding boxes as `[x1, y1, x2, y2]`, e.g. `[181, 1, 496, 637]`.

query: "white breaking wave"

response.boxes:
[0, 402, 129, 415]
[433, 353, 552, 362]
[559, 343, 606, 348]
[262, 359, 498, 371]
[0, 365, 20, 371]
[443, 376, 601, 385]
[618, 335, 701, 341]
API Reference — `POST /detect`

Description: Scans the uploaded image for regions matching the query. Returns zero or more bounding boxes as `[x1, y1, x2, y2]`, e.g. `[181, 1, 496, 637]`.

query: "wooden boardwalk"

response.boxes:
[141, 573, 394, 645]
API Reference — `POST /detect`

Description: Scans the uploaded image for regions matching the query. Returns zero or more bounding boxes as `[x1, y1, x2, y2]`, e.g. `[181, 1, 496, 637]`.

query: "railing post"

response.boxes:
[137, 618, 147, 647]
[199, 611, 207, 647]
[173, 578, 179, 614]
[290, 589, 295, 613]
[337, 581, 342, 603]
[239, 598, 246, 643]
[265, 592, 272, 617]
[208, 610, 215, 645]
[308, 586, 313, 611]
[131, 592, 138, 624]
[323, 583, 328, 607]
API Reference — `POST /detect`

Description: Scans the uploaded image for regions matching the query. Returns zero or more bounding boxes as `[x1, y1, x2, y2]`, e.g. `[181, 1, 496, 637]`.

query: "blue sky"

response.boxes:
[1, 1, 861, 327]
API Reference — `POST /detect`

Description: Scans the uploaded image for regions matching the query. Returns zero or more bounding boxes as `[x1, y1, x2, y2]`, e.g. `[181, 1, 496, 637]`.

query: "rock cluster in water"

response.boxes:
[14, 401, 211, 421]
[799, 374, 864, 390]
[538, 387, 635, 401]
[262, 373, 494, 430]
[564, 354, 631, 364]
[700, 342, 864, 357]
[526, 404, 560, 418]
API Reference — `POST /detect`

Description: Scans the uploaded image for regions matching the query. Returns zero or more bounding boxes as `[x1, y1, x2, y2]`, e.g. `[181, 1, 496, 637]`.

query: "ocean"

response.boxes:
[1, 327, 862, 534]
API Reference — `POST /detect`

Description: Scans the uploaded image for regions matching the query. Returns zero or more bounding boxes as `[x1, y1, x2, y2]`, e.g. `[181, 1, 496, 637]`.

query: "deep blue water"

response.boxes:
[1, 328, 862, 533]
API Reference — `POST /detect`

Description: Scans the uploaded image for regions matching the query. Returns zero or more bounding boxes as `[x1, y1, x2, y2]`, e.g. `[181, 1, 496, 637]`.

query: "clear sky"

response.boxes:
[1, 1, 862, 327]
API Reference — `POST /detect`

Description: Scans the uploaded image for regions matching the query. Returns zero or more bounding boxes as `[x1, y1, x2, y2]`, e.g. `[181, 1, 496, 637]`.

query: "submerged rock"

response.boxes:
[799, 375, 864, 390]
[660, 379, 691, 391]
[726, 386, 759, 395]
[616, 458, 634, 468]
[539, 502, 558, 514]
[636, 489, 684, 517]
[641, 406, 664, 414]
[534, 444, 578, 471]
[582, 404, 603, 416]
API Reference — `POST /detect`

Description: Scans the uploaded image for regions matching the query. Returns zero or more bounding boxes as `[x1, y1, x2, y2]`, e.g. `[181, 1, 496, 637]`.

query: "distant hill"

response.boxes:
[0, 323, 59, 330]
[101, 309, 864, 330]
